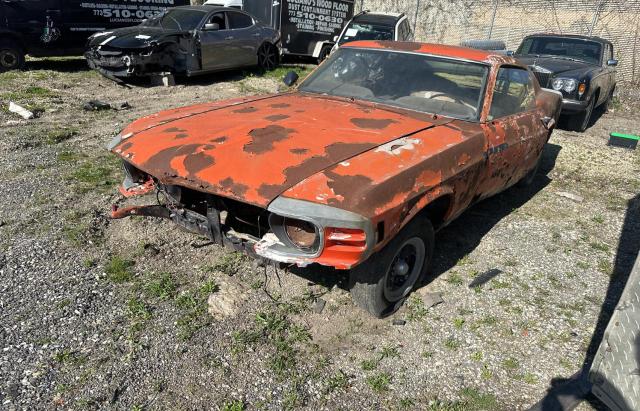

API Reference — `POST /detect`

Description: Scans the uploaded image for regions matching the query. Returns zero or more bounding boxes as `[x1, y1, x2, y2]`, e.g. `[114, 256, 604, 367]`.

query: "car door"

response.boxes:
[479, 66, 547, 196]
[225, 11, 260, 67]
[198, 11, 234, 71]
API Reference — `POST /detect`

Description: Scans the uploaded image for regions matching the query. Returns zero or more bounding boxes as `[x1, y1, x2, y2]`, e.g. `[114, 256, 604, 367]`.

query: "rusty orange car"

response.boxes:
[109, 41, 562, 317]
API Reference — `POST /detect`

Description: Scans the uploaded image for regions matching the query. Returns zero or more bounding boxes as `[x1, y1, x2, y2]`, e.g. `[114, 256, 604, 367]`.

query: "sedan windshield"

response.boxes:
[299, 48, 489, 121]
[338, 23, 394, 45]
[517, 37, 602, 65]
[142, 9, 207, 31]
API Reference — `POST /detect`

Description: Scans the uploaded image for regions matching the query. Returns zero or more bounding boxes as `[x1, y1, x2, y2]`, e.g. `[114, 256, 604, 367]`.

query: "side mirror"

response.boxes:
[204, 23, 220, 31]
[506, 50, 515, 57]
[333, 35, 339, 42]
[283, 71, 299, 87]
[607, 59, 619, 67]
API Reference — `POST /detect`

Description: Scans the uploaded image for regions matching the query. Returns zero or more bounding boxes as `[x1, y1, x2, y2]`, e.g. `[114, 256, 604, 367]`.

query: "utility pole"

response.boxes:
[487, 0, 499, 39]
[414, 0, 421, 36]
[589, 0, 606, 36]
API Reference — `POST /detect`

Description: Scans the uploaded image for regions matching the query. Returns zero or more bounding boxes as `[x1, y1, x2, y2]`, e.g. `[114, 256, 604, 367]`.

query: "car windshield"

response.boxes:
[517, 37, 602, 64]
[142, 9, 207, 31]
[338, 22, 394, 45]
[299, 48, 489, 121]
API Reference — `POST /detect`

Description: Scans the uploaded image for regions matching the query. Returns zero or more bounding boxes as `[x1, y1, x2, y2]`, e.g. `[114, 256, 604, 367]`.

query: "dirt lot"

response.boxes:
[1, 58, 639, 410]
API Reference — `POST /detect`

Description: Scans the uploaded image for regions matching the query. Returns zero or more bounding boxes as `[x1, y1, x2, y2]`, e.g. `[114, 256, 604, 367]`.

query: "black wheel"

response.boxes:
[568, 96, 595, 132]
[317, 46, 331, 64]
[349, 216, 434, 318]
[257, 43, 278, 71]
[0, 40, 25, 72]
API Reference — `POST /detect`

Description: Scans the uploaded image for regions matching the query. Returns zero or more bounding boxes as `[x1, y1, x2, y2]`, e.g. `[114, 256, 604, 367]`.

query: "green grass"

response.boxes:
[206, 252, 247, 276]
[105, 256, 135, 283]
[502, 357, 520, 371]
[366, 372, 391, 394]
[127, 297, 151, 320]
[459, 387, 498, 410]
[453, 318, 465, 329]
[470, 351, 483, 362]
[325, 370, 349, 393]
[145, 273, 178, 300]
[263, 64, 315, 84]
[45, 127, 78, 145]
[406, 295, 428, 321]
[589, 241, 610, 252]
[2, 85, 55, 101]
[220, 399, 245, 411]
[361, 358, 378, 371]
[446, 272, 464, 286]
[444, 337, 460, 350]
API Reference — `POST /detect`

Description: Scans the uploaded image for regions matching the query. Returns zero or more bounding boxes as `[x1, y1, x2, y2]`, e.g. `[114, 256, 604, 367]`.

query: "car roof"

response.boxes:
[352, 12, 404, 26]
[523, 33, 611, 45]
[341, 40, 517, 65]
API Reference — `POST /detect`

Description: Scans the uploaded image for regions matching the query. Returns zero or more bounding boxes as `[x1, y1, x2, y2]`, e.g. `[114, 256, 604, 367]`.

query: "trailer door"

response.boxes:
[1, 0, 62, 55]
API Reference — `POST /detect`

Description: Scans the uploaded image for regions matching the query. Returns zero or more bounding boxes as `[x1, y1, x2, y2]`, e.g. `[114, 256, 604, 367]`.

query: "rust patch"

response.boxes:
[144, 144, 201, 175]
[257, 183, 284, 200]
[163, 127, 185, 133]
[244, 125, 294, 154]
[271, 103, 291, 108]
[290, 148, 309, 155]
[119, 142, 133, 151]
[210, 136, 227, 143]
[376, 41, 421, 51]
[219, 177, 248, 197]
[184, 151, 215, 179]
[175, 133, 188, 139]
[233, 106, 258, 114]
[265, 114, 290, 122]
[325, 173, 374, 205]
[351, 118, 398, 129]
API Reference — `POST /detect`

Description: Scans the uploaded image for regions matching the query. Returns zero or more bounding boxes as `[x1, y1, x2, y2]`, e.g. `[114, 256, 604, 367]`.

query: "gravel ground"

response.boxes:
[1, 58, 639, 410]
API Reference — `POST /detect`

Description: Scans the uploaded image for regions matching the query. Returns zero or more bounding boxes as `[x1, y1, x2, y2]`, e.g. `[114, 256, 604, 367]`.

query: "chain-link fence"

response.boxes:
[357, 0, 640, 84]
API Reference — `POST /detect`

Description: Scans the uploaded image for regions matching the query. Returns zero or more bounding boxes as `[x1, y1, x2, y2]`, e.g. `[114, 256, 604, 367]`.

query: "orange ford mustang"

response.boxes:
[109, 41, 562, 317]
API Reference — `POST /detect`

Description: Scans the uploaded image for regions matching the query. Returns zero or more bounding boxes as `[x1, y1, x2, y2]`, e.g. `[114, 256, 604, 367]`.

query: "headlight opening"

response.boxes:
[270, 214, 320, 253]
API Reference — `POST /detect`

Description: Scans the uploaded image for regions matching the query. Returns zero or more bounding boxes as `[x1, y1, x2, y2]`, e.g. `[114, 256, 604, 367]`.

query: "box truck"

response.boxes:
[206, 0, 355, 61]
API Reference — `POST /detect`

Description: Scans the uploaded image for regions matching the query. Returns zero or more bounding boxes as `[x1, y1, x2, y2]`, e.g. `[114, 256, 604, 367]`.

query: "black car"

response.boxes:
[84, 6, 281, 80]
[0, 0, 189, 71]
[331, 11, 414, 53]
[515, 34, 617, 132]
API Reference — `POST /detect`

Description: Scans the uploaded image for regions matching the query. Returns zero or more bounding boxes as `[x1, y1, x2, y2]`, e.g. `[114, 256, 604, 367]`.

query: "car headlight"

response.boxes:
[552, 78, 577, 93]
[270, 214, 320, 252]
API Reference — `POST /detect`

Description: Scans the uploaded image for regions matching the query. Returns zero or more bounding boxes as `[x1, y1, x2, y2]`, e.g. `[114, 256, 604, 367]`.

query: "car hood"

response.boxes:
[88, 26, 185, 49]
[516, 55, 595, 75]
[113, 93, 451, 208]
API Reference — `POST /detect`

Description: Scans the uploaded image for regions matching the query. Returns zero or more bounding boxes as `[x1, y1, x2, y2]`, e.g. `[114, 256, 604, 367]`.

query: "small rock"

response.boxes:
[313, 298, 326, 314]
[207, 278, 249, 320]
[8, 102, 34, 119]
[392, 319, 406, 326]
[119, 101, 131, 110]
[143, 243, 160, 256]
[420, 292, 444, 309]
[555, 191, 584, 203]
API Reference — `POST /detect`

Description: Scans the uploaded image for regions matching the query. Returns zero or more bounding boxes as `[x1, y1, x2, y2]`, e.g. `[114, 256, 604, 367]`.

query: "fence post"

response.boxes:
[487, 0, 499, 39]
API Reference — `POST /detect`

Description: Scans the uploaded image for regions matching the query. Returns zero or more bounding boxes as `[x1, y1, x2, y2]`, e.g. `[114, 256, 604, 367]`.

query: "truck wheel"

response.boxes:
[568, 96, 595, 132]
[257, 43, 278, 71]
[317, 45, 331, 63]
[349, 216, 434, 318]
[0, 41, 25, 72]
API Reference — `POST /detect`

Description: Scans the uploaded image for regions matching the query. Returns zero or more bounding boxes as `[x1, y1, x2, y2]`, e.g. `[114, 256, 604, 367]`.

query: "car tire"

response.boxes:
[257, 43, 278, 71]
[0, 40, 25, 72]
[349, 216, 434, 318]
[568, 96, 595, 132]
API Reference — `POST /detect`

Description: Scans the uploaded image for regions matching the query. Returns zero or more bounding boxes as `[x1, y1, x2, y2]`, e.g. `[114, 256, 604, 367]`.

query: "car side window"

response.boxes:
[397, 20, 405, 41]
[207, 12, 227, 30]
[489, 67, 536, 119]
[228, 11, 253, 29]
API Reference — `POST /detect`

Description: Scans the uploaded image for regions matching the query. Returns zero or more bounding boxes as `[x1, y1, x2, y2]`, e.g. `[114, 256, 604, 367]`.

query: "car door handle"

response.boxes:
[253, 33, 261, 37]
[541, 116, 555, 130]
[225, 36, 234, 40]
